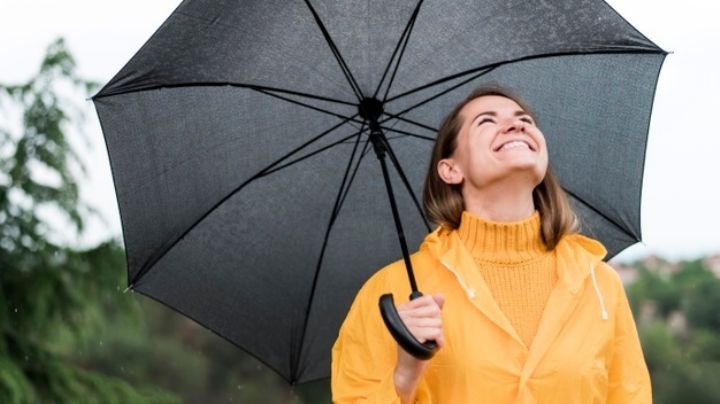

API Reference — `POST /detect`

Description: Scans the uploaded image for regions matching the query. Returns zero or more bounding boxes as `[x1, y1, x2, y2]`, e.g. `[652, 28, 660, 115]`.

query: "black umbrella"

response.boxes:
[92, 0, 666, 384]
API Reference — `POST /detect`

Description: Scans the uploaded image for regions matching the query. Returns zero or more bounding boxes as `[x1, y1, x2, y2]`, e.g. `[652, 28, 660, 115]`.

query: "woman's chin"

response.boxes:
[496, 161, 546, 178]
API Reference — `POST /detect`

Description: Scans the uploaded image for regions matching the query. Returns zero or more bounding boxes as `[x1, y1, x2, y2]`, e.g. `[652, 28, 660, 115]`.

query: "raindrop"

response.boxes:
[24, 356, 29, 361]
[237, 385, 244, 390]
[14, 307, 18, 313]
[99, 340, 103, 346]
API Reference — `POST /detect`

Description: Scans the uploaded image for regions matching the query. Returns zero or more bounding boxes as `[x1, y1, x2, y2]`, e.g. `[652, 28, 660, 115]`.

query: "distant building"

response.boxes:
[610, 263, 638, 285]
[610, 253, 719, 285]
[667, 310, 688, 337]
[642, 255, 680, 279]
[704, 255, 720, 279]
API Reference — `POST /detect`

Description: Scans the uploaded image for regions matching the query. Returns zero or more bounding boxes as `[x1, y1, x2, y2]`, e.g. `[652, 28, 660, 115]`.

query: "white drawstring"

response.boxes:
[589, 264, 609, 320]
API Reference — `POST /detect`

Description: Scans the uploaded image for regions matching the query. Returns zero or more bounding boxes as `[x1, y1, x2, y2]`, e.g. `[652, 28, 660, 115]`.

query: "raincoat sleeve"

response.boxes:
[606, 266, 652, 403]
[331, 272, 432, 404]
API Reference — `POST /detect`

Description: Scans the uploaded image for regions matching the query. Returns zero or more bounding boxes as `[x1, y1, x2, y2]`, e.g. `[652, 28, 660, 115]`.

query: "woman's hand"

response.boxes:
[393, 293, 445, 403]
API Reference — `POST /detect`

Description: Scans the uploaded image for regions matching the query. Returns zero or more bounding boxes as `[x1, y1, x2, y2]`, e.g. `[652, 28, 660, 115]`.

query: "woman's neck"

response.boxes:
[462, 180, 535, 222]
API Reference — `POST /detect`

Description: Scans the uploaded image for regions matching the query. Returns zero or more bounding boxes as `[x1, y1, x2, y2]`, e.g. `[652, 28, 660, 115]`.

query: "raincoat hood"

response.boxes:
[332, 226, 651, 403]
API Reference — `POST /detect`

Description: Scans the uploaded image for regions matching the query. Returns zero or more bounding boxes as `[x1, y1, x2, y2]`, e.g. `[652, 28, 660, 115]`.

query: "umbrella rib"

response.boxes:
[340, 134, 402, 144]
[386, 64, 500, 104]
[562, 188, 640, 242]
[360, 134, 375, 157]
[303, 0, 365, 102]
[292, 122, 366, 378]
[254, 114, 357, 176]
[127, 115, 357, 287]
[380, 136, 432, 232]
[385, 49, 666, 104]
[250, 85, 357, 106]
[336, 134, 372, 216]
[382, 111, 437, 133]
[380, 125, 435, 141]
[260, 130, 367, 177]
[372, 0, 425, 100]
[383, 65, 498, 106]
[252, 87, 364, 126]
[93, 82, 356, 106]
[376, 66, 497, 128]
[380, 0, 423, 103]
[334, 122, 368, 219]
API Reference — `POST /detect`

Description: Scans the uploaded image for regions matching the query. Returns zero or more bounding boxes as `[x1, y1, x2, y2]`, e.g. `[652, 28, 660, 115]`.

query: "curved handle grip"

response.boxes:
[379, 293, 438, 360]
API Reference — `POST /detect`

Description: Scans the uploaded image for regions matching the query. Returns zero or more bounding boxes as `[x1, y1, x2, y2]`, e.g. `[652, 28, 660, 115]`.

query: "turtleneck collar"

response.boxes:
[457, 210, 548, 265]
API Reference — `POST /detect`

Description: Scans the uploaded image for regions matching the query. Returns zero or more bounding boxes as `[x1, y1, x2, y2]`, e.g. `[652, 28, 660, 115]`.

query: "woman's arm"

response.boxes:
[393, 293, 444, 403]
[331, 276, 440, 403]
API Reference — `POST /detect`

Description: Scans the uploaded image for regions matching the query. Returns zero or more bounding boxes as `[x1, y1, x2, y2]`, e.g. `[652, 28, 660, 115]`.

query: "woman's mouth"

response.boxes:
[494, 140, 535, 152]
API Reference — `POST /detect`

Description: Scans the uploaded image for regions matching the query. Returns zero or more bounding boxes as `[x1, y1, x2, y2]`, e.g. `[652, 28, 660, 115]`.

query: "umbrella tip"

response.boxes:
[123, 284, 134, 294]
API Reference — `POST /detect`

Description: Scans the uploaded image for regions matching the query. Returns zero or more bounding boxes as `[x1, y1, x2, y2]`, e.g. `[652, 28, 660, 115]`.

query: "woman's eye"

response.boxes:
[478, 118, 495, 126]
[521, 117, 534, 125]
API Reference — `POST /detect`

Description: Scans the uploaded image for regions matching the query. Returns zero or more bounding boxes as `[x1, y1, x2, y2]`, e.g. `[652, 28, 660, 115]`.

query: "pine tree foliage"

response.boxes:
[0, 38, 178, 404]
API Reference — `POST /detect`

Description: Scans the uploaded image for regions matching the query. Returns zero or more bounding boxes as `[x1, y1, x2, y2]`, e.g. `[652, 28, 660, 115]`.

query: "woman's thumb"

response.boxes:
[433, 293, 445, 309]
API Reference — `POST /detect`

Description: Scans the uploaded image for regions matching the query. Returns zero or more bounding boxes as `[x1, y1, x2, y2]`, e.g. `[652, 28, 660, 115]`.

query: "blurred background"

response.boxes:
[2, 0, 719, 402]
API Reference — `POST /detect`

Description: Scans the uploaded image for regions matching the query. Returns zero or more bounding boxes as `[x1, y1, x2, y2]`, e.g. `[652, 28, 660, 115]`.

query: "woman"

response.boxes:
[331, 86, 651, 403]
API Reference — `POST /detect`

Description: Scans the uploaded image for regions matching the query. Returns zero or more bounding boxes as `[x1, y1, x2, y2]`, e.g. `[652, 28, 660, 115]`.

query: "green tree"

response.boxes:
[0, 38, 177, 404]
[628, 258, 720, 403]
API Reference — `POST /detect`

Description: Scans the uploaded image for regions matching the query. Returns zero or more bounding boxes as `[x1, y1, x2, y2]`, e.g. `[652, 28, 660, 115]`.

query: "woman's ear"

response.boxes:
[437, 158, 463, 185]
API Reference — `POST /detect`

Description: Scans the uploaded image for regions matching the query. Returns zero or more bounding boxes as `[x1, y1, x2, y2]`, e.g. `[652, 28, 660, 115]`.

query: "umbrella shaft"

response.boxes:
[370, 129, 419, 294]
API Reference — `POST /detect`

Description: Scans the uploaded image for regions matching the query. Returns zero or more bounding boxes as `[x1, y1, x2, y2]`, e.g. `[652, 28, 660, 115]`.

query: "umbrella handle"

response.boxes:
[379, 292, 438, 360]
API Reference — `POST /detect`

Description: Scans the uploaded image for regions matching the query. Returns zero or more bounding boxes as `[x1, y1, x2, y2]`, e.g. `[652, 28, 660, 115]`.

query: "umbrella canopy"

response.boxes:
[92, 0, 666, 383]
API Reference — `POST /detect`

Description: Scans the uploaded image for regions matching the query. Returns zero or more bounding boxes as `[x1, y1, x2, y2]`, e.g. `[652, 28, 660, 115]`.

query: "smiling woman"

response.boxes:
[440, 93, 547, 193]
[331, 86, 652, 403]
[424, 87, 577, 251]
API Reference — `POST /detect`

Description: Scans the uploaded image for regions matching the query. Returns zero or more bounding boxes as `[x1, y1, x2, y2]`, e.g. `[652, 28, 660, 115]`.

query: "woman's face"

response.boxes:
[439, 95, 548, 193]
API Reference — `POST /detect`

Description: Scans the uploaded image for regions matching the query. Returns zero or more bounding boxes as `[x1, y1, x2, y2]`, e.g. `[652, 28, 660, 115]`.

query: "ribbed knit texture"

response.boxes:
[457, 210, 557, 348]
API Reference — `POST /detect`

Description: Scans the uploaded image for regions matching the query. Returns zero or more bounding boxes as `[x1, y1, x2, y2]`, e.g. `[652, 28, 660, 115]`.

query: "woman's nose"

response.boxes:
[501, 119, 526, 134]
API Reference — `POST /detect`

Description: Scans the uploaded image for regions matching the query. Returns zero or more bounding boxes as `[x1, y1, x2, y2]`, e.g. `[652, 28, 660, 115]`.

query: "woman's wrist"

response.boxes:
[393, 360, 427, 403]
[394, 368, 418, 403]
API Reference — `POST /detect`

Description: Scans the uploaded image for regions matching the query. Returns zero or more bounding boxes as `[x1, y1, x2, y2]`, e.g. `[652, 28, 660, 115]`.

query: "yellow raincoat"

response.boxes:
[331, 226, 651, 403]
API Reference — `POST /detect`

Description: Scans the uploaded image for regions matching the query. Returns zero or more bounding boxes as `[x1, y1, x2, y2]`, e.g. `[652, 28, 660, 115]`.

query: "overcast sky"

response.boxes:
[2, 0, 719, 263]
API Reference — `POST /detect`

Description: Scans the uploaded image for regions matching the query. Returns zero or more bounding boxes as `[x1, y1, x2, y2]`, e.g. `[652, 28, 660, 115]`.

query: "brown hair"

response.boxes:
[422, 85, 578, 250]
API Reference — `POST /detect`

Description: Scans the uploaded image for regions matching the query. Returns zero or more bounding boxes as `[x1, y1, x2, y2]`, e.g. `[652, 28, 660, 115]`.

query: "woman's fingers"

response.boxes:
[398, 303, 441, 318]
[396, 293, 445, 348]
[401, 317, 442, 328]
[405, 324, 444, 347]
[402, 323, 444, 348]
[401, 294, 439, 309]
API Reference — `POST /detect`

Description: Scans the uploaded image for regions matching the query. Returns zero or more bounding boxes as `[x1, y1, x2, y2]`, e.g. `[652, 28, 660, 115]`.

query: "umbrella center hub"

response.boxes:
[358, 97, 384, 125]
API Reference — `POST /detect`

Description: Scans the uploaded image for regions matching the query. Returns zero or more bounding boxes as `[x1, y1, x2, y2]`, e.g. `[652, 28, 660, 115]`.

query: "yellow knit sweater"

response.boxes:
[457, 210, 557, 349]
